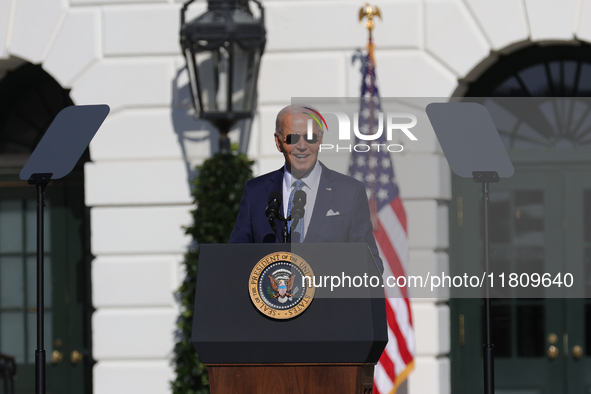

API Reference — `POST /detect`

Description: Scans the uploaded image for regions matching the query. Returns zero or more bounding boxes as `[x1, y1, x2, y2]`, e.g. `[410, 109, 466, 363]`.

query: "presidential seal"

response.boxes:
[249, 252, 315, 319]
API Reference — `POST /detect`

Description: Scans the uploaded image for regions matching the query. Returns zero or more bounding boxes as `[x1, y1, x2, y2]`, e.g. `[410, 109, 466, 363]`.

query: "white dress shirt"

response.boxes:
[282, 160, 322, 240]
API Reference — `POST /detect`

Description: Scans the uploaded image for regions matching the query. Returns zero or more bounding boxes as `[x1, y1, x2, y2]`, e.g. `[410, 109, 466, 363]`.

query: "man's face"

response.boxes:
[275, 112, 323, 178]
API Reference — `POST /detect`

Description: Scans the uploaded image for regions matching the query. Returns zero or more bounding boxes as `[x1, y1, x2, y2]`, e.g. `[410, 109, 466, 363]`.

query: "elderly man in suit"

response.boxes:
[229, 104, 383, 272]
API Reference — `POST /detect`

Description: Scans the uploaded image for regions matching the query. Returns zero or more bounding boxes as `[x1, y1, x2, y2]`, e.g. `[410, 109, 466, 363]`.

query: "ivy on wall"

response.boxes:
[172, 148, 253, 394]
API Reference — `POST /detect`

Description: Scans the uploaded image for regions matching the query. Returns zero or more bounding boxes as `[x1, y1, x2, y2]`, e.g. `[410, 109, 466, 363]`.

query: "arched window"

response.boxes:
[0, 63, 81, 164]
[464, 44, 591, 150]
[466, 43, 591, 98]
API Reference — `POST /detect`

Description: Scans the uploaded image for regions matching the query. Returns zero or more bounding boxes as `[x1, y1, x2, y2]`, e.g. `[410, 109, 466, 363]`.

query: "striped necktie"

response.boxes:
[287, 179, 305, 242]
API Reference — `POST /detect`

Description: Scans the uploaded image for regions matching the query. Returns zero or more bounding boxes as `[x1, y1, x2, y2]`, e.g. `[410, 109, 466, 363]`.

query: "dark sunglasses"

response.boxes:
[283, 133, 320, 145]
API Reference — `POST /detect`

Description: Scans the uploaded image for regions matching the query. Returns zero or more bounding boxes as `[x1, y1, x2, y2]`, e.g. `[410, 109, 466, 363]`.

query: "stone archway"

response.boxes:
[449, 41, 591, 394]
[0, 59, 92, 392]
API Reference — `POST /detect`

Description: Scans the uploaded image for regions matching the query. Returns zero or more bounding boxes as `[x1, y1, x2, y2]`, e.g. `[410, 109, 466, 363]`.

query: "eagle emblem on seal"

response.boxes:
[249, 252, 315, 319]
[268, 268, 297, 304]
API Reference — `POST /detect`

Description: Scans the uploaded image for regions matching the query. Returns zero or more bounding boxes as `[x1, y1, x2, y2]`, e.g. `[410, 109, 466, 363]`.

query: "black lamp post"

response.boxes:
[180, 0, 266, 154]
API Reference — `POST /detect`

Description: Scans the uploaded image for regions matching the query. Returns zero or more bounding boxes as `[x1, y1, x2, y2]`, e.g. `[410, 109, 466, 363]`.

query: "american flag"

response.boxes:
[348, 42, 415, 394]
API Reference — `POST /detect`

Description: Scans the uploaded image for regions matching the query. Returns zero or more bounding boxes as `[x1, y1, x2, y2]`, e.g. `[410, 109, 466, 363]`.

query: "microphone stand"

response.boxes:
[266, 213, 291, 243]
[267, 203, 304, 244]
[270, 215, 295, 243]
[282, 216, 290, 243]
[279, 215, 303, 243]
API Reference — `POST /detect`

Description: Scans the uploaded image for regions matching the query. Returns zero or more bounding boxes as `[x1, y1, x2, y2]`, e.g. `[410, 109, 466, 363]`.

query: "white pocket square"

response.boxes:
[326, 209, 340, 216]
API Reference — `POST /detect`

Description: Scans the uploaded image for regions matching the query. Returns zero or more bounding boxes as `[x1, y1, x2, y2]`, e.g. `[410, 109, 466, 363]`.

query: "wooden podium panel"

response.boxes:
[207, 363, 375, 394]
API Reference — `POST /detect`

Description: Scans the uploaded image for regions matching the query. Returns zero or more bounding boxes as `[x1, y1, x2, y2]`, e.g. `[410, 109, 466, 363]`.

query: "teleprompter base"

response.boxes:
[206, 363, 375, 394]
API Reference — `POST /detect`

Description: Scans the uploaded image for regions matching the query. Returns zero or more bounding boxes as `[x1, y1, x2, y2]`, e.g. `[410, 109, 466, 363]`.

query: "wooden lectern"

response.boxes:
[192, 243, 387, 394]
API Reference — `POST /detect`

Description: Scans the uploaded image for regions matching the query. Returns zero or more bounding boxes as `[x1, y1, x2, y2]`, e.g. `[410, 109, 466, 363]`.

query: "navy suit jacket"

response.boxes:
[228, 162, 384, 273]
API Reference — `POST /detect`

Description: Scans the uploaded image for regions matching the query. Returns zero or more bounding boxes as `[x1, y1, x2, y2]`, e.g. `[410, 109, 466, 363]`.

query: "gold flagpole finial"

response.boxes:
[359, 2, 382, 40]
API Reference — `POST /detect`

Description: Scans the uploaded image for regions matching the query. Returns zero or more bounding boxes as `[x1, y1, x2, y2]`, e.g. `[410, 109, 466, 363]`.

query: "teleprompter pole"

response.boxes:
[426, 103, 514, 394]
[29, 173, 51, 394]
[473, 171, 498, 394]
[482, 181, 494, 394]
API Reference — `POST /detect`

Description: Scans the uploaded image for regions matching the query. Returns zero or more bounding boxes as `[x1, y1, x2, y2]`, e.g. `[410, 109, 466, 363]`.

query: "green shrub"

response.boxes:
[172, 149, 254, 394]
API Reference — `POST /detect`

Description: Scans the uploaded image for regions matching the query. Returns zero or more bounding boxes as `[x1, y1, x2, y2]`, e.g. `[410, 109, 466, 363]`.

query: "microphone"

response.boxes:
[265, 190, 282, 235]
[290, 190, 307, 238]
[290, 190, 307, 220]
[291, 190, 307, 220]
[265, 190, 282, 220]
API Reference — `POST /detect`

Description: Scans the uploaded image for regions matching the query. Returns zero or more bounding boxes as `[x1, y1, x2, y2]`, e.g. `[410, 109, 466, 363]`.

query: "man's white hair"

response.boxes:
[275, 104, 323, 136]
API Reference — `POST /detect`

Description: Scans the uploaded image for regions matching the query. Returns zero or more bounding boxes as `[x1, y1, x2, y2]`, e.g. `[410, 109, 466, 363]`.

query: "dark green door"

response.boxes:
[0, 178, 90, 393]
[451, 167, 591, 393]
[564, 172, 591, 394]
[455, 42, 591, 394]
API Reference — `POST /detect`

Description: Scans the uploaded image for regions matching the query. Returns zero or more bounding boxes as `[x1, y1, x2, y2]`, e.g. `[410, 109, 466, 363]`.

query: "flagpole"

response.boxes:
[367, 39, 378, 230]
[359, 2, 382, 231]
[357, 5, 415, 394]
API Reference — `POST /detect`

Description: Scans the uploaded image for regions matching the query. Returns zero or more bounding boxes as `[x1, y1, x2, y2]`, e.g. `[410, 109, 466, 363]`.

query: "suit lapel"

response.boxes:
[304, 163, 335, 242]
[267, 168, 284, 242]
[266, 167, 284, 195]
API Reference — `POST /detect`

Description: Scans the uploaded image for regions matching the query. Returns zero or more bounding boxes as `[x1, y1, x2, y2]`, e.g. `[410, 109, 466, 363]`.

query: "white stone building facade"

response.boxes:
[0, 0, 587, 393]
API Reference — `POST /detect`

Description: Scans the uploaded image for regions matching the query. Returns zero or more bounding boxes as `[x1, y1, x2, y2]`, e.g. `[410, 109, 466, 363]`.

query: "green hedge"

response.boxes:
[172, 149, 254, 394]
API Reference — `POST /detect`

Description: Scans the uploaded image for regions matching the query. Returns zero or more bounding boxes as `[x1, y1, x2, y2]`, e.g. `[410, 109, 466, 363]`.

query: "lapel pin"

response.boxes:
[326, 188, 332, 191]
